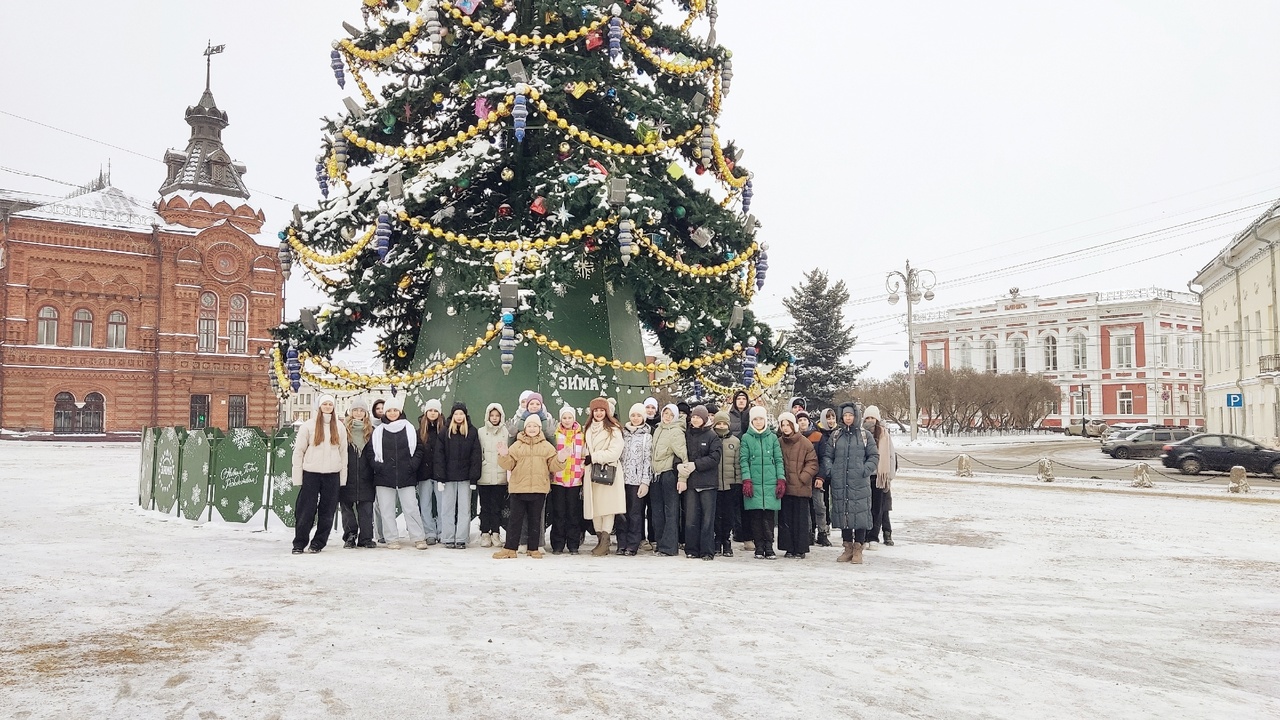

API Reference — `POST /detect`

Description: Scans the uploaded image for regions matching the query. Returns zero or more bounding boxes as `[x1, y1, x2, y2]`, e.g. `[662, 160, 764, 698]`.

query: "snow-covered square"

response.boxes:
[1, 442, 1277, 719]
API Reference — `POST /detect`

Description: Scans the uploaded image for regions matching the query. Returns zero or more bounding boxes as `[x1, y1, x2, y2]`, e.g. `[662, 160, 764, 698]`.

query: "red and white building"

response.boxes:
[913, 288, 1204, 428]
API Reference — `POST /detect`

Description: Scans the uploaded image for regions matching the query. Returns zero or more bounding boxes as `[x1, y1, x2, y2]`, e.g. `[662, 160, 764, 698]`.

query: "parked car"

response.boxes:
[1161, 433, 1280, 477]
[1065, 419, 1109, 437]
[1103, 422, 1162, 438]
[1102, 427, 1195, 459]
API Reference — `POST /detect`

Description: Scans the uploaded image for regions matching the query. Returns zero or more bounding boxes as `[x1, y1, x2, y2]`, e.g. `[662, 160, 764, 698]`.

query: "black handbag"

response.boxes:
[590, 463, 617, 486]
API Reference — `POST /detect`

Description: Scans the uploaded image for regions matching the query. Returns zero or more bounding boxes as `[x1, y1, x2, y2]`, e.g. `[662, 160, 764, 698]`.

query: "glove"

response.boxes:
[775, 479, 787, 499]
[742, 479, 754, 498]
[677, 481, 688, 494]
[637, 483, 649, 498]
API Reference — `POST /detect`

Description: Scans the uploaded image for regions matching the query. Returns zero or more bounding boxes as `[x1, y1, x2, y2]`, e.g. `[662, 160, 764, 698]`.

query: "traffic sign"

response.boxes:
[1227, 393, 1243, 408]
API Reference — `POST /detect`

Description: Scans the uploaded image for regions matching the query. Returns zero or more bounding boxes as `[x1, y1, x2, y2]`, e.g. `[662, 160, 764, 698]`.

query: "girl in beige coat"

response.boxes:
[291, 394, 348, 554]
[583, 397, 626, 556]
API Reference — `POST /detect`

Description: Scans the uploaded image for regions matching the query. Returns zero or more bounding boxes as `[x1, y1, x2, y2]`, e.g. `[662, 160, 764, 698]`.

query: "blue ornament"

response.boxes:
[375, 213, 392, 261]
[502, 312, 514, 324]
[286, 347, 301, 392]
[566, 174, 580, 187]
[512, 93, 528, 143]
[742, 180, 754, 214]
[330, 50, 345, 89]
[608, 6, 623, 60]
[315, 162, 329, 198]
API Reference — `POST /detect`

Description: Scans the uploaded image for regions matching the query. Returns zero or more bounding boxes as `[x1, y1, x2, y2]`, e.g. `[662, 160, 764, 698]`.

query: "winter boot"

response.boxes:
[481, 533, 493, 548]
[851, 542, 864, 564]
[883, 532, 894, 546]
[591, 532, 611, 557]
[528, 549, 544, 559]
[492, 548, 518, 559]
[743, 540, 755, 552]
[817, 532, 832, 547]
[837, 542, 855, 562]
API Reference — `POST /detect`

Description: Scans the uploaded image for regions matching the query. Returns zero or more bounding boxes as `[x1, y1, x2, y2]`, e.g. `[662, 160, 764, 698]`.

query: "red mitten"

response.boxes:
[742, 479, 754, 498]
[775, 479, 787, 499]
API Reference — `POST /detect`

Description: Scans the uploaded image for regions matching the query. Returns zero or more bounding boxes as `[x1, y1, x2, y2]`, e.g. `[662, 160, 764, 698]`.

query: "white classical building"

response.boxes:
[913, 288, 1203, 428]
[1191, 199, 1280, 442]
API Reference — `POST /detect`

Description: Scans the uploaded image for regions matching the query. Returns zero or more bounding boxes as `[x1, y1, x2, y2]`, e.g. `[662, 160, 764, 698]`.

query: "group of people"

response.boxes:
[290, 389, 897, 565]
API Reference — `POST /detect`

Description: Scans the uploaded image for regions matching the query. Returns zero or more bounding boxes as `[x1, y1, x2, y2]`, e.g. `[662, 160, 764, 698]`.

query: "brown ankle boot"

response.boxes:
[591, 532, 611, 556]
[837, 542, 855, 562]
[851, 542, 864, 564]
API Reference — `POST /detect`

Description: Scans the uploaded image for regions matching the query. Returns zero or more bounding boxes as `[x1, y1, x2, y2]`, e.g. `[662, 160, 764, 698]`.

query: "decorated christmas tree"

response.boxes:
[272, 0, 791, 415]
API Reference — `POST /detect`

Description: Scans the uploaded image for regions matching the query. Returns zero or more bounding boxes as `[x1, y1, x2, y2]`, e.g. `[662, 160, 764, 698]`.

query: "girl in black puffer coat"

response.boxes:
[341, 399, 378, 548]
[368, 399, 426, 549]
[438, 402, 483, 549]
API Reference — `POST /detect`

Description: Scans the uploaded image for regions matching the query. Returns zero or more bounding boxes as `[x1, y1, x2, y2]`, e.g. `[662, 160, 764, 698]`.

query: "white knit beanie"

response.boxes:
[423, 398, 442, 413]
[383, 396, 405, 413]
[863, 405, 882, 421]
[778, 411, 797, 430]
[749, 405, 769, 423]
[628, 402, 647, 420]
[559, 405, 576, 420]
[315, 394, 336, 412]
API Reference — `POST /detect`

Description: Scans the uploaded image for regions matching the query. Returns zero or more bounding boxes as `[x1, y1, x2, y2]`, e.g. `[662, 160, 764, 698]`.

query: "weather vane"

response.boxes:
[204, 40, 226, 92]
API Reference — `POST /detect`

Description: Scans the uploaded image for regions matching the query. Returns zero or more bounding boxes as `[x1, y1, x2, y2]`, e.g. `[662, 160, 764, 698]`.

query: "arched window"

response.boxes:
[53, 392, 77, 434]
[1072, 334, 1088, 370]
[983, 340, 998, 372]
[1043, 335, 1059, 371]
[81, 392, 105, 434]
[198, 291, 218, 353]
[228, 294, 248, 354]
[107, 311, 127, 349]
[957, 340, 972, 370]
[72, 309, 93, 347]
[36, 306, 58, 345]
[1012, 337, 1027, 372]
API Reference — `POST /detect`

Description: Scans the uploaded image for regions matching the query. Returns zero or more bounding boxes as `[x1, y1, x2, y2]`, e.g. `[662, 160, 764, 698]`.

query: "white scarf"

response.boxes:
[372, 419, 417, 463]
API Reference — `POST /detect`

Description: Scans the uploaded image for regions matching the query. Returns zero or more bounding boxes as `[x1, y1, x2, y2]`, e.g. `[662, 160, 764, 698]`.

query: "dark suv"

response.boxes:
[1101, 427, 1195, 459]
[1161, 433, 1280, 477]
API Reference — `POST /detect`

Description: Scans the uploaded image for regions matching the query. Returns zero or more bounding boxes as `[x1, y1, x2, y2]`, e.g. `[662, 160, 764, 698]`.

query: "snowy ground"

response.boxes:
[2, 442, 1278, 719]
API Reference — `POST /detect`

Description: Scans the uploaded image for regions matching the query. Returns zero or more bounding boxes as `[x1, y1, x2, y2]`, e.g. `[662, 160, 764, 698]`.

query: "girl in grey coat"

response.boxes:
[822, 403, 879, 565]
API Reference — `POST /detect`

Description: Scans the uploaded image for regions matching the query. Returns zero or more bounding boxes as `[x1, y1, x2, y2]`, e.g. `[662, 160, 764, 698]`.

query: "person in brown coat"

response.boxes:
[776, 411, 819, 558]
[493, 415, 559, 559]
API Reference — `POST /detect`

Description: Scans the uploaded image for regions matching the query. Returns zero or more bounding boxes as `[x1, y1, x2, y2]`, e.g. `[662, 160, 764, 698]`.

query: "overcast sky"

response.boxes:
[4, 1, 1280, 378]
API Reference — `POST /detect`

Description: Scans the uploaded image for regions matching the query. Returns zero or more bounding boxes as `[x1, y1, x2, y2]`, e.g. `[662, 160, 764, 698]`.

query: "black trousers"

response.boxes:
[548, 484, 583, 552]
[743, 508, 776, 554]
[842, 527, 870, 544]
[477, 484, 509, 534]
[645, 491, 657, 542]
[715, 485, 742, 545]
[620, 484, 646, 552]
[683, 488, 717, 557]
[650, 471, 680, 555]
[505, 493, 546, 551]
[869, 486, 892, 541]
[294, 471, 341, 551]
[339, 499, 374, 544]
[778, 495, 812, 554]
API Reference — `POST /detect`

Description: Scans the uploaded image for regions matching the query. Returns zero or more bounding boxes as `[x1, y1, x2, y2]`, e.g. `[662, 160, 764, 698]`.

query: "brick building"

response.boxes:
[913, 288, 1204, 428]
[0, 84, 283, 434]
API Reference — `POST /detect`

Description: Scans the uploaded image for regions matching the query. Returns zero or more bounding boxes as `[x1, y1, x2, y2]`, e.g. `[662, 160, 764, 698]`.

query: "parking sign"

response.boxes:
[1227, 393, 1243, 408]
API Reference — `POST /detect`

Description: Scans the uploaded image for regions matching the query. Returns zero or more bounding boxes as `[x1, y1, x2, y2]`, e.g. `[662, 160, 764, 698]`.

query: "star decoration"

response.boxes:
[574, 257, 595, 279]
[553, 283, 567, 297]
[590, 294, 601, 304]
[545, 311, 555, 320]
[424, 312, 433, 322]
[552, 205, 571, 226]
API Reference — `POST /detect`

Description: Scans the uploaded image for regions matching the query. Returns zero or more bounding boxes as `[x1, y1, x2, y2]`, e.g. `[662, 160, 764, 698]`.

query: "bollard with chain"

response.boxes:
[1037, 458, 1054, 482]
[1131, 462, 1153, 488]
[957, 454, 973, 478]
[1228, 465, 1251, 493]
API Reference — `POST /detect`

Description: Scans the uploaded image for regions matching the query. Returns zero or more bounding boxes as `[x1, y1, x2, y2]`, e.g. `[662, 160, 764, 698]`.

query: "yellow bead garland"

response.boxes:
[622, 27, 718, 75]
[521, 329, 740, 374]
[442, 0, 607, 47]
[636, 234, 757, 278]
[342, 97, 512, 160]
[534, 98, 701, 155]
[338, 16, 426, 63]
[399, 210, 617, 253]
[711, 130, 749, 189]
[287, 226, 376, 266]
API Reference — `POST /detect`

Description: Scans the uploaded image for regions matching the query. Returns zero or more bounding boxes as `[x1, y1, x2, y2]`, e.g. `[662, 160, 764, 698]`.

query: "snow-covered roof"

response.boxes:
[158, 88, 250, 200]
[13, 185, 196, 235]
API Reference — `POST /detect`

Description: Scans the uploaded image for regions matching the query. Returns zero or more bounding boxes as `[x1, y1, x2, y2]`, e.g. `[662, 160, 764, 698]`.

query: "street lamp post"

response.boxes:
[887, 260, 936, 442]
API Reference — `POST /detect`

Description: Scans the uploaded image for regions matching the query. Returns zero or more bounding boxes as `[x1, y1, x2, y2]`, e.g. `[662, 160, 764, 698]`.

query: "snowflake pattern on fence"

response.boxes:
[190, 485, 202, 505]
[230, 428, 256, 450]
[237, 496, 255, 521]
[220, 497, 229, 508]
[275, 446, 287, 459]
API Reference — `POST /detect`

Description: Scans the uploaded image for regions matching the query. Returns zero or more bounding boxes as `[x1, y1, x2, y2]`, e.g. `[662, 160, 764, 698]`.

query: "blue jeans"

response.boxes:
[418, 480, 442, 541]
[439, 482, 472, 545]
[650, 470, 680, 555]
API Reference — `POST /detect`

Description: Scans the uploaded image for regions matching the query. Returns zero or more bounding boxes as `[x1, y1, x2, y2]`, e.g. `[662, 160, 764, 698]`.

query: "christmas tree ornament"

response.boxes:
[523, 249, 544, 271]
[742, 345, 757, 386]
[277, 237, 293, 281]
[721, 57, 734, 97]
[586, 30, 603, 52]
[666, 162, 685, 180]
[755, 247, 769, 289]
[617, 207, 634, 266]
[588, 159, 609, 176]
[493, 250, 515, 280]
[691, 226, 713, 248]
[497, 203, 513, 217]
[286, 346, 301, 392]
[424, 5, 444, 51]
[674, 205, 687, 219]
[608, 177, 628, 205]
[498, 281, 518, 375]
[455, 0, 482, 15]
[512, 86, 529, 142]
[332, 137, 349, 175]
[501, 167, 515, 181]
[608, 5, 623, 59]
[375, 210, 393, 260]
[330, 49, 346, 88]
[475, 96, 491, 119]
[405, 0, 421, 9]
[558, 142, 572, 160]
[565, 173, 580, 187]
[530, 196, 548, 215]
[398, 275, 412, 290]
[741, 179, 753, 213]
[315, 160, 329, 198]
[432, 92, 445, 108]
[674, 316, 691, 332]
[695, 165, 706, 176]
[699, 126, 714, 168]
[693, 376, 705, 401]
[571, 82, 589, 99]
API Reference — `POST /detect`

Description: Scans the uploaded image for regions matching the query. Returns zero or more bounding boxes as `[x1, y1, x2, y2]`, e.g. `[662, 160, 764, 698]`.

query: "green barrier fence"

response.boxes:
[138, 427, 160, 510]
[153, 426, 188, 515]
[211, 428, 269, 523]
[268, 427, 300, 529]
[179, 428, 217, 521]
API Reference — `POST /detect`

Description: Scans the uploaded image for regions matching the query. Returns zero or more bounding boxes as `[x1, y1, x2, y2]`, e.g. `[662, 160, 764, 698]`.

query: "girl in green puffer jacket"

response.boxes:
[739, 405, 785, 559]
